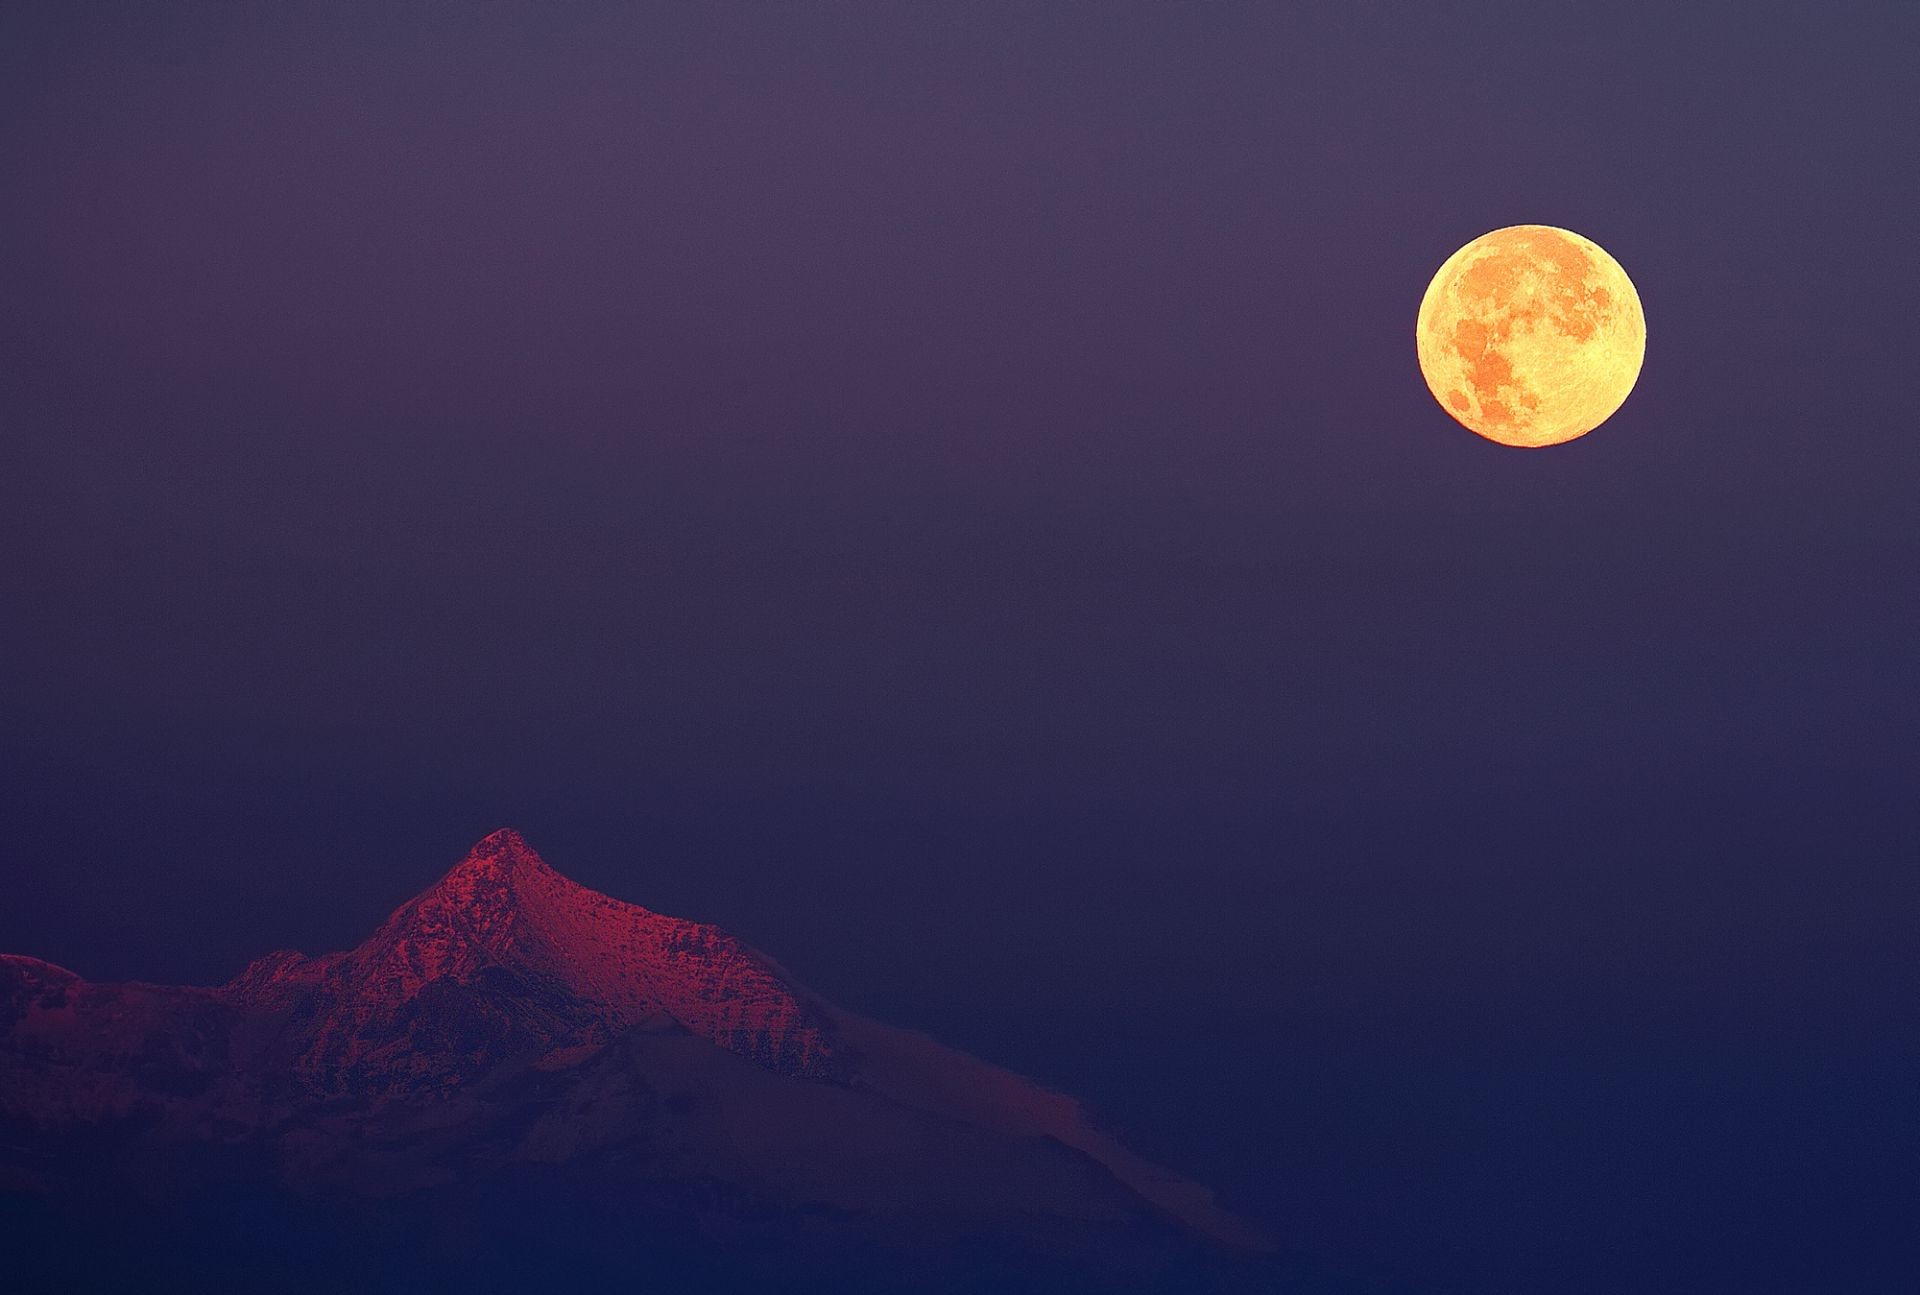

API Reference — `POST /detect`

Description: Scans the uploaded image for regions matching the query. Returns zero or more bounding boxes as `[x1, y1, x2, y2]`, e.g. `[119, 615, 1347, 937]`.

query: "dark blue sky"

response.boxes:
[4, 4, 1917, 1290]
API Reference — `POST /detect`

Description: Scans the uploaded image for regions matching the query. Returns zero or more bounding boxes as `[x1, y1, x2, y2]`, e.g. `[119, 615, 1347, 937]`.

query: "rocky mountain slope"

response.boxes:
[3, 830, 1274, 1289]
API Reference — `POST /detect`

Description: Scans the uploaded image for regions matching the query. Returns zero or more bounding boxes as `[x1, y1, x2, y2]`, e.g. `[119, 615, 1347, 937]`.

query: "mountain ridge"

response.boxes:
[219, 828, 847, 1094]
[1, 829, 1266, 1263]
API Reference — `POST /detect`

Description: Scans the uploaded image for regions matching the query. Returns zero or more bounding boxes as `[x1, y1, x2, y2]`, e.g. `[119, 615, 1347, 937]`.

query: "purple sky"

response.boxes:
[5, 4, 1918, 1290]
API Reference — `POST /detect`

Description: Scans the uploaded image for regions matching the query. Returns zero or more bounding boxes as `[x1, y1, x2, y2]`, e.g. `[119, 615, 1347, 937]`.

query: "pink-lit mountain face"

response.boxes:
[224, 829, 845, 1094]
[1, 831, 1260, 1260]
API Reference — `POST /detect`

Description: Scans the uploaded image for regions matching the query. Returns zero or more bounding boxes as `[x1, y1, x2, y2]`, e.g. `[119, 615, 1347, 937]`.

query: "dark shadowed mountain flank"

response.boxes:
[1, 830, 1366, 1293]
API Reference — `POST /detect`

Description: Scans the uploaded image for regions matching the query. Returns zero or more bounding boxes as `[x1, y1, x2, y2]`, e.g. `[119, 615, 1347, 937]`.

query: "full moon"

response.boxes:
[1416, 225, 1645, 448]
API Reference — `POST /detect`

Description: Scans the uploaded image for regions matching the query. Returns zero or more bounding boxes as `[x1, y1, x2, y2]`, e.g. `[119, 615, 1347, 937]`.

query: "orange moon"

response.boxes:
[1416, 225, 1645, 448]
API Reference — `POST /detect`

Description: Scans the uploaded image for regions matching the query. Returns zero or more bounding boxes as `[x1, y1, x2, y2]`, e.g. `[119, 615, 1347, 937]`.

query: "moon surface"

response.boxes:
[1416, 225, 1645, 447]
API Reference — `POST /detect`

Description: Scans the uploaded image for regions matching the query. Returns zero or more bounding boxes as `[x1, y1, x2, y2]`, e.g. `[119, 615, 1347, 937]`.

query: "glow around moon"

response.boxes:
[1416, 225, 1645, 448]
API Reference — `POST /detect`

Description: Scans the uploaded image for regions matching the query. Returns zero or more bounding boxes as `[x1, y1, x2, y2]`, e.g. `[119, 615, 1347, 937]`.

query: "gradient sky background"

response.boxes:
[4, 3, 1917, 1290]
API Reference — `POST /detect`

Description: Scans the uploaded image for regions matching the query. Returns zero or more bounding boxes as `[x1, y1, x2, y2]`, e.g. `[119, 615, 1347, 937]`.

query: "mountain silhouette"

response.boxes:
[1, 831, 1329, 1293]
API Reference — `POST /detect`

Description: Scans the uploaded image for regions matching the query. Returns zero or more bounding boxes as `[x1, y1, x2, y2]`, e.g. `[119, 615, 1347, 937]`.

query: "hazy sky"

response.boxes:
[4, 4, 1917, 1290]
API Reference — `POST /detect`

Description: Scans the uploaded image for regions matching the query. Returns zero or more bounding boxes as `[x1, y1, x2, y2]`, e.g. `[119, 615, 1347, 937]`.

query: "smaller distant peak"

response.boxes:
[0, 953, 83, 983]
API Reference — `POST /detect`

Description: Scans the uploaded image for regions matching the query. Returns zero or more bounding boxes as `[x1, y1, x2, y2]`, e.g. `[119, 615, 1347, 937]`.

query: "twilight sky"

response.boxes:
[3, 3, 1917, 1290]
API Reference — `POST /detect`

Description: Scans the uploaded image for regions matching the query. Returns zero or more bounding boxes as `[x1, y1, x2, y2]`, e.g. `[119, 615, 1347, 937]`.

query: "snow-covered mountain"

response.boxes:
[3, 830, 1277, 1290]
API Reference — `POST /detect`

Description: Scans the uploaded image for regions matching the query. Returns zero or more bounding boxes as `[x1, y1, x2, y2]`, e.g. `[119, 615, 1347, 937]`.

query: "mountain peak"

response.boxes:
[445, 826, 557, 884]
[415, 828, 599, 938]
[235, 831, 846, 1093]
[4, 831, 1264, 1257]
